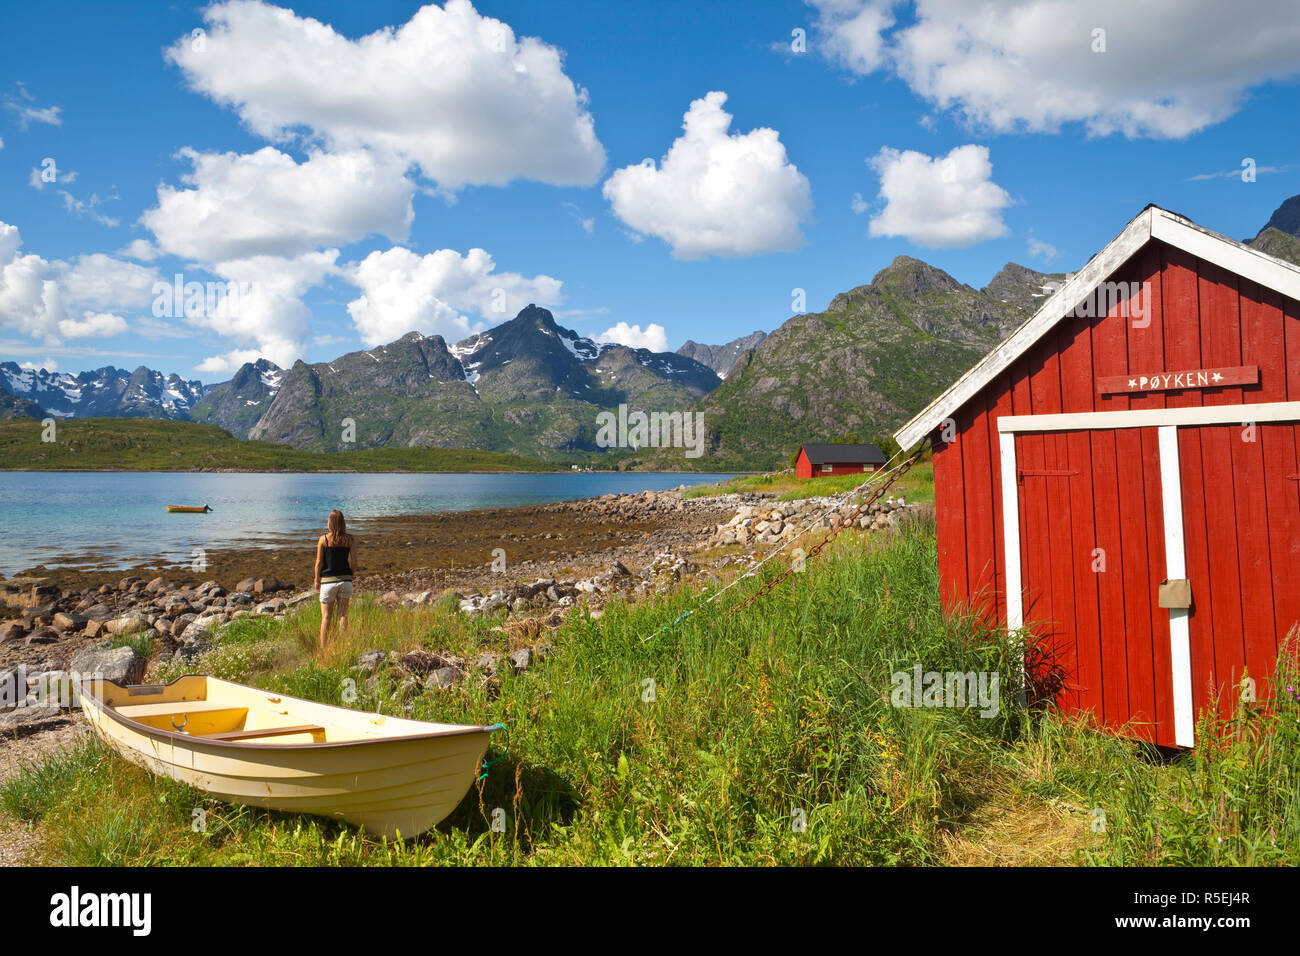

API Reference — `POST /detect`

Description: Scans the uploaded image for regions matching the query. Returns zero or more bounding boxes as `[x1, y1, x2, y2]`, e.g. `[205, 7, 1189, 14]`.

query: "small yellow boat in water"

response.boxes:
[79, 675, 499, 839]
[166, 504, 211, 513]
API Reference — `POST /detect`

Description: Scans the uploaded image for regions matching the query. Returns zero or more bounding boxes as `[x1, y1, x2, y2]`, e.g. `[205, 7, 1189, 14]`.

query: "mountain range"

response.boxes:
[4, 194, 1299, 468]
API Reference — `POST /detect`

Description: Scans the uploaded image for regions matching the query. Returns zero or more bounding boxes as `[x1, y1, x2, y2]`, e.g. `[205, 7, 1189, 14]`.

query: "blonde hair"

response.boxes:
[326, 509, 348, 547]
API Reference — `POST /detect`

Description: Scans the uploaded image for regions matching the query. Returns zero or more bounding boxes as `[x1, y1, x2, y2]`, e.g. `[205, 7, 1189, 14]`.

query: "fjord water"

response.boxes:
[0, 471, 735, 575]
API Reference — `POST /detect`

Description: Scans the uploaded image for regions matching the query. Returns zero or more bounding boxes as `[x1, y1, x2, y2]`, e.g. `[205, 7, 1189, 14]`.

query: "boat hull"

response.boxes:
[79, 677, 494, 840]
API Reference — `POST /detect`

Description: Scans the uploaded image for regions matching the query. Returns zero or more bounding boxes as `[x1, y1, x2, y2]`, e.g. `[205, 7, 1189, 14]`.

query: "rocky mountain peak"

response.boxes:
[1258, 193, 1300, 238]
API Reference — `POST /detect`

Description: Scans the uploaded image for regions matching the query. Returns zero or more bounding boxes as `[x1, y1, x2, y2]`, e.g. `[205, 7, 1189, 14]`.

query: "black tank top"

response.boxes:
[320, 540, 352, 581]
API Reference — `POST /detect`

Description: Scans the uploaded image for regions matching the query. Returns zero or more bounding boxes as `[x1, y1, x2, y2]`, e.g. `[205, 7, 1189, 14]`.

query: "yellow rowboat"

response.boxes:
[78, 675, 500, 839]
[166, 504, 211, 513]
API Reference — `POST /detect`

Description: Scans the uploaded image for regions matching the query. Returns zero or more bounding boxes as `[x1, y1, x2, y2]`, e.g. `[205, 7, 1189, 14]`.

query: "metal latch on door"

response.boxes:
[1158, 578, 1193, 609]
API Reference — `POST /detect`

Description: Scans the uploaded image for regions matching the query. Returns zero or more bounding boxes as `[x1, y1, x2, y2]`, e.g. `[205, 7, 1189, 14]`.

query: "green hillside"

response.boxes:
[0, 418, 558, 472]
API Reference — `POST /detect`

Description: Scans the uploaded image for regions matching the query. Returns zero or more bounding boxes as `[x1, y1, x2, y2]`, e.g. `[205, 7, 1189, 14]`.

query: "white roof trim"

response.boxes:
[893, 206, 1300, 449]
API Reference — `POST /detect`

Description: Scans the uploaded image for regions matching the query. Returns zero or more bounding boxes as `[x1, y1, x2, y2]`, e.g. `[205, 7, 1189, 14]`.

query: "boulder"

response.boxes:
[144, 577, 168, 594]
[356, 650, 388, 672]
[235, 577, 257, 593]
[253, 577, 284, 595]
[424, 666, 461, 690]
[0, 620, 27, 643]
[474, 652, 502, 676]
[70, 645, 146, 686]
[52, 611, 88, 632]
[104, 614, 148, 636]
[25, 627, 59, 645]
[508, 648, 533, 674]
[180, 615, 221, 643]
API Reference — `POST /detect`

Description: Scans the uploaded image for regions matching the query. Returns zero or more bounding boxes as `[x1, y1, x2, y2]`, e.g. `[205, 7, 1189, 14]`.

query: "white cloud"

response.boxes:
[165, 0, 605, 189]
[0, 136, 4, 150]
[1027, 236, 1059, 261]
[142, 146, 414, 262]
[58, 312, 128, 339]
[865, 144, 1011, 248]
[5, 97, 62, 129]
[0, 222, 160, 344]
[850, 191, 869, 214]
[595, 321, 668, 352]
[603, 91, 812, 259]
[194, 250, 341, 368]
[809, 0, 1300, 139]
[28, 165, 76, 191]
[195, 348, 265, 376]
[117, 239, 159, 261]
[19, 358, 57, 372]
[344, 246, 562, 346]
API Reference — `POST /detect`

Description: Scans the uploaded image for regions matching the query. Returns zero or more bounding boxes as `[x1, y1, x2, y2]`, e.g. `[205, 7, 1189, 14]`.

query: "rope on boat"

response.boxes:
[478, 722, 509, 781]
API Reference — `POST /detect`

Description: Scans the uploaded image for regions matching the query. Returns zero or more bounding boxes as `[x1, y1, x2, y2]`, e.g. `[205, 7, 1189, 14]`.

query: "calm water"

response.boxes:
[0, 471, 734, 575]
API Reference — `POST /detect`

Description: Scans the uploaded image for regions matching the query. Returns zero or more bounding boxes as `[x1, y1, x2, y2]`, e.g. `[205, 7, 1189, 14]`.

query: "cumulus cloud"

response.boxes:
[58, 312, 128, 339]
[0, 222, 160, 345]
[19, 358, 58, 372]
[603, 91, 812, 259]
[165, 0, 605, 189]
[192, 250, 341, 369]
[141, 146, 414, 262]
[865, 144, 1011, 248]
[809, 0, 1300, 139]
[595, 322, 668, 352]
[117, 239, 159, 261]
[195, 348, 266, 376]
[344, 246, 562, 347]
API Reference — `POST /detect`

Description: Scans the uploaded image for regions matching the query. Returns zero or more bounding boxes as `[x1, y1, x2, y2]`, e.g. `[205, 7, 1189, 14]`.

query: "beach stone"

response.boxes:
[105, 614, 148, 636]
[25, 627, 59, 645]
[0, 703, 65, 729]
[181, 615, 221, 643]
[144, 577, 168, 594]
[82, 603, 115, 622]
[253, 577, 284, 595]
[356, 650, 388, 673]
[235, 577, 257, 593]
[52, 611, 87, 632]
[508, 648, 533, 674]
[424, 667, 461, 690]
[70, 645, 145, 686]
[284, 590, 315, 608]
[175, 642, 209, 662]
[254, 598, 286, 616]
[0, 621, 26, 643]
[399, 650, 442, 674]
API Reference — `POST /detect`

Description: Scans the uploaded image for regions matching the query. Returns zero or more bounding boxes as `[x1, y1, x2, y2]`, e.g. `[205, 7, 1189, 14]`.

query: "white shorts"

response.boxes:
[319, 580, 354, 604]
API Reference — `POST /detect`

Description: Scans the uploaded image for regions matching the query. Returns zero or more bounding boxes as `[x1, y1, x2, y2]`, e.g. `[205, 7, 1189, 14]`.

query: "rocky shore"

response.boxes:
[0, 485, 926, 727]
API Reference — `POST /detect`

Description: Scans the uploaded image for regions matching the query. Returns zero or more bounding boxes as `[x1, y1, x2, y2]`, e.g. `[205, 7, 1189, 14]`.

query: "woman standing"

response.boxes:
[314, 509, 358, 653]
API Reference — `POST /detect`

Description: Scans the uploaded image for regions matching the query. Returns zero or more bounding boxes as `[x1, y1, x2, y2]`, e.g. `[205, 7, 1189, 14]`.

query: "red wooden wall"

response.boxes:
[933, 239, 1300, 743]
[795, 449, 880, 479]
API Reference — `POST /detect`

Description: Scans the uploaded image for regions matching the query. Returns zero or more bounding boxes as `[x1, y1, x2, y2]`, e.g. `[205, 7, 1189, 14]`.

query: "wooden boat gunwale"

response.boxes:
[79, 675, 499, 751]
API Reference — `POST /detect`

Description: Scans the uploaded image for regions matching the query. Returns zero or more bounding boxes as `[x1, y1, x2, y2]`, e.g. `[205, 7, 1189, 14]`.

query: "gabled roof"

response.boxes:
[893, 205, 1300, 450]
[800, 442, 886, 464]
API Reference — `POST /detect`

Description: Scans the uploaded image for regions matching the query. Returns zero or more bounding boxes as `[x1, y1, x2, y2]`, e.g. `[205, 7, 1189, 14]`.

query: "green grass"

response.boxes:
[0, 418, 560, 472]
[6, 517, 1297, 866]
[683, 459, 934, 504]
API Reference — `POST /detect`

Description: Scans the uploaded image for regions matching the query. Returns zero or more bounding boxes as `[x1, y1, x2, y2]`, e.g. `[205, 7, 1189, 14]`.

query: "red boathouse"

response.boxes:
[795, 442, 886, 479]
[894, 205, 1300, 748]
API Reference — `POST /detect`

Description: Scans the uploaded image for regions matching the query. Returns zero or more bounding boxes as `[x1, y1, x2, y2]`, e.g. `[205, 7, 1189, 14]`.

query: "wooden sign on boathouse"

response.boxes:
[894, 205, 1300, 748]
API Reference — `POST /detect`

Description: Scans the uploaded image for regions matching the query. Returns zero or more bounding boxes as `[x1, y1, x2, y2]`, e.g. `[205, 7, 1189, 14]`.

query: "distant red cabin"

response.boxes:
[795, 442, 886, 479]
[894, 205, 1300, 749]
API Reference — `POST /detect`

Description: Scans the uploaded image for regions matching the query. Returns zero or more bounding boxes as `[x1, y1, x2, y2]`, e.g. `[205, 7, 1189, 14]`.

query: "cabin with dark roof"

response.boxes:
[795, 442, 886, 479]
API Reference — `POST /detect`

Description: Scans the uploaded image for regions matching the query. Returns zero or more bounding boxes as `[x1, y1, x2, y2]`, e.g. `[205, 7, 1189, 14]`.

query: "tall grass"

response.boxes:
[5, 516, 1296, 866]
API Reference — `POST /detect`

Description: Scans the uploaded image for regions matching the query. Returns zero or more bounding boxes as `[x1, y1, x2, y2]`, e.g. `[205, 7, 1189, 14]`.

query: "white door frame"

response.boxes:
[994, 399, 1300, 747]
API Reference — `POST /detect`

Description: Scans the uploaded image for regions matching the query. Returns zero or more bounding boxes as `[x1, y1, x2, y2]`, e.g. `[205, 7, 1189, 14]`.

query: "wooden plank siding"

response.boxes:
[928, 239, 1300, 743]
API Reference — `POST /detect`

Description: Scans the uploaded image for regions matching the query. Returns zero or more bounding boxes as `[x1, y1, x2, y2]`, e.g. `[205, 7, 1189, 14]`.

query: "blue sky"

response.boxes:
[1, 0, 1298, 383]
